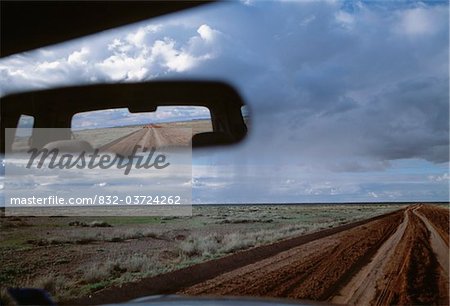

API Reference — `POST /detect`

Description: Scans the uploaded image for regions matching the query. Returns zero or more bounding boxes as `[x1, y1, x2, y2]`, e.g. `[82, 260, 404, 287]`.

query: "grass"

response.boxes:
[69, 220, 112, 227]
[0, 219, 31, 229]
[84, 281, 109, 292]
[100, 216, 164, 226]
[27, 273, 74, 302]
[0, 236, 32, 250]
[25, 227, 162, 246]
[81, 254, 169, 291]
[0, 266, 27, 284]
[179, 224, 320, 258]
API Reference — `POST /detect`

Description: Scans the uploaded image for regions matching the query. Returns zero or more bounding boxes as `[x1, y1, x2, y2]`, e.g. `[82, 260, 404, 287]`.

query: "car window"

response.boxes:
[0, 1, 448, 305]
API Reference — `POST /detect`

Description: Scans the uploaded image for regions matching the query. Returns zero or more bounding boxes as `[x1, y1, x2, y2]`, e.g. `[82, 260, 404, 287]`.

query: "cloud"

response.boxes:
[368, 192, 378, 198]
[335, 10, 355, 29]
[150, 39, 196, 72]
[67, 47, 90, 65]
[0, 22, 219, 90]
[36, 61, 61, 71]
[96, 53, 148, 80]
[428, 173, 450, 182]
[395, 6, 444, 37]
[197, 24, 219, 42]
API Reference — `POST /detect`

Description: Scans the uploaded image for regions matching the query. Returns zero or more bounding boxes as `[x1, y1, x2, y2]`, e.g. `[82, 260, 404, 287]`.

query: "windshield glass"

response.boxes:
[0, 1, 448, 305]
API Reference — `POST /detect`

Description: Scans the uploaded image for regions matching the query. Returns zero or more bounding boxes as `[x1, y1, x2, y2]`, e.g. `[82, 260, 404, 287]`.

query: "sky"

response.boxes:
[0, 0, 448, 203]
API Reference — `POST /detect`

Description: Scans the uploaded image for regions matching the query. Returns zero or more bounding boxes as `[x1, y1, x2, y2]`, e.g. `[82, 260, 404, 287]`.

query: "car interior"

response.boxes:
[1, 1, 448, 306]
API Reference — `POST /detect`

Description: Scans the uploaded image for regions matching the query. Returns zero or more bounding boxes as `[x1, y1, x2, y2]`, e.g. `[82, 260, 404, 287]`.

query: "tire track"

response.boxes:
[330, 208, 410, 305]
[181, 213, 403, 301]
[414, 209, 449, 277]
[414, 208, 449, 305]
[331, 205, 448, 306]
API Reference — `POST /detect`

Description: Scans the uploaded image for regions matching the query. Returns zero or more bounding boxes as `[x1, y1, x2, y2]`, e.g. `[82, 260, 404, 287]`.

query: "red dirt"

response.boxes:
[417, 204, 449, 245]
[415, 206, 449, 306]
[333, 205, 449, 305]
[369, 209, 441, 305]
[181, 212, 402, 300]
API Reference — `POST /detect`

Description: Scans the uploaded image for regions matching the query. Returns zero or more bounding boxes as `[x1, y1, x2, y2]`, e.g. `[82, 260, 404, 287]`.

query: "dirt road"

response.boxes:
[181, 205, 448, 305]
[181, 209, 402, 301]
[332, 205, 448, 305]
[70, 205, 449, 305]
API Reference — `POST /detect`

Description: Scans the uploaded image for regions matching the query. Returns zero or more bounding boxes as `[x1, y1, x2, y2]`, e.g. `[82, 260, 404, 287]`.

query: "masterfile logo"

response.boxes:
[3, 128, 192, 217]
[26, 146, 170, 175]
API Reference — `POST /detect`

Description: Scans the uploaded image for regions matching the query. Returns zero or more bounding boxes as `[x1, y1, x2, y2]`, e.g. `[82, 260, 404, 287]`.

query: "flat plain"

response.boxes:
[0, 203, 417, 303]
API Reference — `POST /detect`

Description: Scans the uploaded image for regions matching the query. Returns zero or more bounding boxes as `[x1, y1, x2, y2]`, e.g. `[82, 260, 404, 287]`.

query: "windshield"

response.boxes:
[0, 1, 448, 305]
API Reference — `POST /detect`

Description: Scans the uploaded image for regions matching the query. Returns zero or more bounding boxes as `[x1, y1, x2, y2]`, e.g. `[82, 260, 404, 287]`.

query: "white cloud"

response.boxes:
[335, 10, 354, 29]
[108, 39, 132, 54]
[67, 47, 89, 65]
[395, 7, 441, 37]
[428, 173, 450, 182]
[124, 24, 162, 48]
[126, 28, 148, 47]
[368, 192, 378, 198]
[0, 20, 219, 93]
[197, 24, 219, 42]
[96, 53, 148, 80]
[36, 61, 61, 71]
[151, 39, 196, 72]
[240, 0, 254, 6]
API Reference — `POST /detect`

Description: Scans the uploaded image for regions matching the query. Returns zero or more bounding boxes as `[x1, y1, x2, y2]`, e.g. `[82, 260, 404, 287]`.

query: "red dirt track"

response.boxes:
[69, 205, 449, 305]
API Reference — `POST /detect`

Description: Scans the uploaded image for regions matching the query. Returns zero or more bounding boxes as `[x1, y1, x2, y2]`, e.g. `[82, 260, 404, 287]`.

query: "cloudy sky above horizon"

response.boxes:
[0, 0, 448, 203]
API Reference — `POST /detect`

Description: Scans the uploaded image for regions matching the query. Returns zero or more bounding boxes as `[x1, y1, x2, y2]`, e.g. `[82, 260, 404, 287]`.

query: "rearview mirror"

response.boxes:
[1, 81, 249, 153]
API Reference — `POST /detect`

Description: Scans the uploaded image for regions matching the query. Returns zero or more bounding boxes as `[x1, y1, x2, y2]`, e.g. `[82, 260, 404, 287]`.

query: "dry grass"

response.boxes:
[26, 228, 161, 246]
[69, 220, 112, 227]
[0, 218, 31, 229]
[179, 224, 317, 258]
[28, 273, 73, 302]
[82, 254, 167, 284]
[180, 233, 222, 257]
